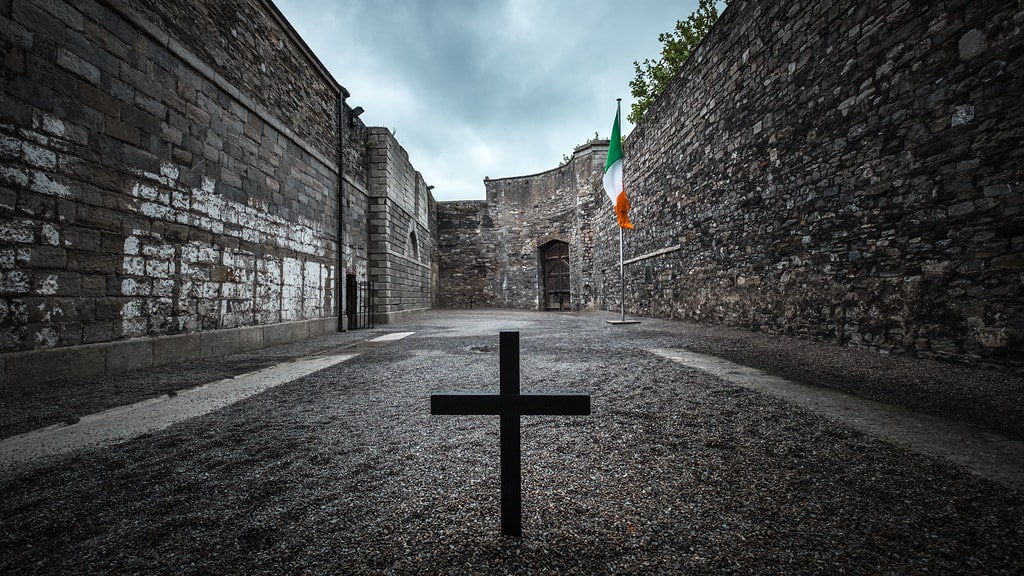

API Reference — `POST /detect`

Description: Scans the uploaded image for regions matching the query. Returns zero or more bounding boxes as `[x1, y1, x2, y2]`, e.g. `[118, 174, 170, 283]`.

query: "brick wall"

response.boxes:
[1, 0, 341, 381]
[600, 0, 1023, 367]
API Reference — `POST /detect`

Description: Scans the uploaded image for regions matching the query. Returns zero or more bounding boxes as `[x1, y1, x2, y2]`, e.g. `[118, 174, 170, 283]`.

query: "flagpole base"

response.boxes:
[606, 319, 641, 325]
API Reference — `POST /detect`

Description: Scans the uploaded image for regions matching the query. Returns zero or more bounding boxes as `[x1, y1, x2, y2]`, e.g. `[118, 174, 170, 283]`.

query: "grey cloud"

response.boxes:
[275, 0, 709, 199]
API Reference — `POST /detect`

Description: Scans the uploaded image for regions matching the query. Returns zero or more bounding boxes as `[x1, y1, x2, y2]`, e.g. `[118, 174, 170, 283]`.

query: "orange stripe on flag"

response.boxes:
[615, 191, 633, 229]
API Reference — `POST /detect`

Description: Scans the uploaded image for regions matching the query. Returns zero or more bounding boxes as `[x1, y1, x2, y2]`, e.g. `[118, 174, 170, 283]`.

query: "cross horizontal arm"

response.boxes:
[431, 392, 591, 416]
[431, 393, 501, 415]
[518, 393, 591, 416]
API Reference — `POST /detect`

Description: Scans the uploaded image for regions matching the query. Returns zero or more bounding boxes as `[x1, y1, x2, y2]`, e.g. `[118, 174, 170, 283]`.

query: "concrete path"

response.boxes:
[0, 332, 413, 466]
[652, 348, 1024, 489]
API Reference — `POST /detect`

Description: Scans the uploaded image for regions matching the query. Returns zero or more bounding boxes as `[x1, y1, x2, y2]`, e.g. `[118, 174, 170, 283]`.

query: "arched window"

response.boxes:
[407, 229, 419, 260]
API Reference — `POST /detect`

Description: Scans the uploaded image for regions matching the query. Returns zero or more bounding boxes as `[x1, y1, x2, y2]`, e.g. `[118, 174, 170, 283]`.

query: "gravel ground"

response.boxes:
[0, 329, 374, 440]
[2, 310, 1023, 574]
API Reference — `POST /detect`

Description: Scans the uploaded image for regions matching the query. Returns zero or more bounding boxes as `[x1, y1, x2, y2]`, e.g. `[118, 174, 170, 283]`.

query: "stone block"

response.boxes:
[263, 321, 293, 347]
[82, 320, 114, 343]
[40, 1, 84, 31]
[104, 116, 140, 146]
[0, 14, 33, 51]
[323, 316, 338, 333]
[13, 1, 63, 43]
[958, 29, 987, 61]
[62, 227, 102, 251]
[4, 344, 105, 389]
[308, 318, 326, 338]
[19, 246, 67, 268]
[153, 332, 201, 365]
[121, 105, 161, 134]
[78, 82, 120, 117]
[237, 325, 263, 351]
[67, 251, 116, 274]
[991, 253, 1024, 271]
[291, 320, 311, 342]
[199, 328, 240, 359]
[74, 204, 122, 233]
[106, 338, 153, 373]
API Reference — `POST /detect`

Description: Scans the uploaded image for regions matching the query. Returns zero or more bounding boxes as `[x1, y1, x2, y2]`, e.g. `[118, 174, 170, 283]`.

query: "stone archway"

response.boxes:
[539, 240, 570, 311]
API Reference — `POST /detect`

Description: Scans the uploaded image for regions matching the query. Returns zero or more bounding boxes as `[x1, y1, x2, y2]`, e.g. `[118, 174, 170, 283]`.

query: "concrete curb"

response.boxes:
[651, 347, 1024, 489]
[1, 317, 338, 390]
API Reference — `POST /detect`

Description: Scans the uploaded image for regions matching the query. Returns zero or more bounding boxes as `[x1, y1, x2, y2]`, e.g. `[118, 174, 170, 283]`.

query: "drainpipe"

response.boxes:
[338, 86, 350, 331]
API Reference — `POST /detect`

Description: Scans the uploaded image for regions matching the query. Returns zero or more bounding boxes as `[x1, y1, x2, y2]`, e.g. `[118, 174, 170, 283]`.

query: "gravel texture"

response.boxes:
[0, 330, 372, 440]
[2, 309, 1023, 574]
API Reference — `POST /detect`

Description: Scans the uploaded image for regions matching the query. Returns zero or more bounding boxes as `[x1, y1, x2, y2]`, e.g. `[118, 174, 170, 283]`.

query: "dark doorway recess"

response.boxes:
[540, 240, 570, 311]
[346, 274, 374, 329]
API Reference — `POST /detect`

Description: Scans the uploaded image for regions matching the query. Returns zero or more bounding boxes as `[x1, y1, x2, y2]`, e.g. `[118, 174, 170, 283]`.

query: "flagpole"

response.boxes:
[616, 98, 626, 323]
[605, 98, 639, 325]
[619, 225, 625, 322]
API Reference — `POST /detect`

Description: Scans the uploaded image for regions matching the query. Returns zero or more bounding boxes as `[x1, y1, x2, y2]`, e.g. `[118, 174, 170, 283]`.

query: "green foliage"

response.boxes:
[628, 0, 723, 124]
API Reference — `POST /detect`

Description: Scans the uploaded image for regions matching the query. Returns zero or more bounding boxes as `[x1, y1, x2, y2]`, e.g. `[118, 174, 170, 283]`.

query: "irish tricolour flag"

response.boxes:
[603, 104, 633, 229]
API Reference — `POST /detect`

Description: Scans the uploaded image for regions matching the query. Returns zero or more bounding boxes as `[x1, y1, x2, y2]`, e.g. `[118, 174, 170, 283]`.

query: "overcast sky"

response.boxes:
[273, 0, 712, 201]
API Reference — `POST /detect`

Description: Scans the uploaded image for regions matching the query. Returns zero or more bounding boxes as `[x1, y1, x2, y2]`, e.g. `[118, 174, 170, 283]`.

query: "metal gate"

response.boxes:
[346, 276, 374, 329]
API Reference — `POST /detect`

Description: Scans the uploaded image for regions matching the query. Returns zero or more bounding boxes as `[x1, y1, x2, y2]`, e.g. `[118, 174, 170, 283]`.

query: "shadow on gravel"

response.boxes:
[1, 311, 1022, 575]
[0, 330, 374, 440]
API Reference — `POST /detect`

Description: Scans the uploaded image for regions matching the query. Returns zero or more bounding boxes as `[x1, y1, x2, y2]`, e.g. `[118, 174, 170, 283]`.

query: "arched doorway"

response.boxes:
[540, 240, 570, 311]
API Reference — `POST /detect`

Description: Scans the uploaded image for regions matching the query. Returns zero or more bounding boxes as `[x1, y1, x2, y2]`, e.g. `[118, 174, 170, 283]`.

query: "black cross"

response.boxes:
[430, 331, 591, 538]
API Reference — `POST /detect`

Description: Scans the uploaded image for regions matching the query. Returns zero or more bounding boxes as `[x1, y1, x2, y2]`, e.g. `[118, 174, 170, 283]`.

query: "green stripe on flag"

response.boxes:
[605, 107, 622, 171]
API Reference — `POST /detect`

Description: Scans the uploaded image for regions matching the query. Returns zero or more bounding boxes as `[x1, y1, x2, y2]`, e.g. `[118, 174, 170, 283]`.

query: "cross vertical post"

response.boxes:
[499, 331, 522, 537]
[430, 330, 591, 538]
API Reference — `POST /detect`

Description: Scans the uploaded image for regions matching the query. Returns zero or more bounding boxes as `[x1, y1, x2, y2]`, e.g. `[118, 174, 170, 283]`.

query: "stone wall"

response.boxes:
[366, 128, 436, 323]
[436, 142, 607, 311]
[602, 0, 1024, 367]
[121, 0, 339, 161]
[340, 114, 372, 327]
[437, 201, 497, 308]
[1, 0, 342, 383]
[435, 0, 1022, 369]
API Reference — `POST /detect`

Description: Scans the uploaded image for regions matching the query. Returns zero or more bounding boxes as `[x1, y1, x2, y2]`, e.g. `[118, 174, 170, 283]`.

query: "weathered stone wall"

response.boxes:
[599, 0, 1024, 367]
[1, 0, 342, 383]
[483, 168, 574, 309]
[436, 143, 607, 311]
[570, 145, 611, 312]
[340, 113, 372, 327]
[122, 0, 339, 161]
[434, 0, 1022, 369]
[366, 128, 436, 323]
[436, 201, 498, 308]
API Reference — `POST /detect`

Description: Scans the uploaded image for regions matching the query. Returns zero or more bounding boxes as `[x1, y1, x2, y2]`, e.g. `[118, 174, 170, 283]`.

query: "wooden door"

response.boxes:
[542, 241, 570, 310]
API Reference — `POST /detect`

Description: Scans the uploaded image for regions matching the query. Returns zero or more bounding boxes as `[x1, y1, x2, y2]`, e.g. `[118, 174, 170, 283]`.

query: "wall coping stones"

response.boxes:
[483, 140, 610, 186]
[254, 0, 346, 96]
[98, 0, 339, 173]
